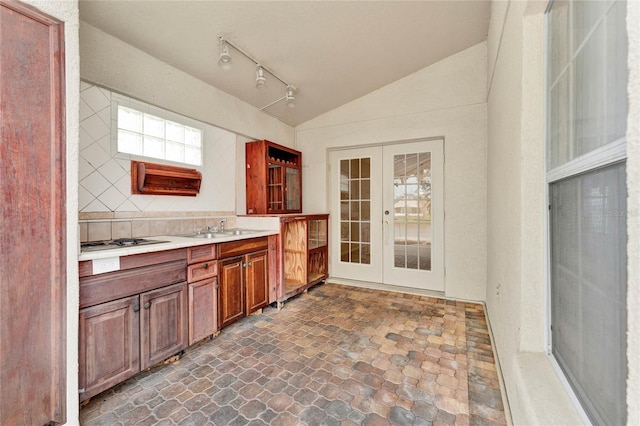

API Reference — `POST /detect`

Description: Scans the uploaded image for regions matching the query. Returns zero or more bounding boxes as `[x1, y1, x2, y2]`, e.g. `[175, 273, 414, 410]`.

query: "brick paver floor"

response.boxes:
[80, 283, 507, 425]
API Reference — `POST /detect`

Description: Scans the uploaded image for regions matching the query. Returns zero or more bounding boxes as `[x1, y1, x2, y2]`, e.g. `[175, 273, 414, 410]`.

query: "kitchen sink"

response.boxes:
[185, 229, 258, 238]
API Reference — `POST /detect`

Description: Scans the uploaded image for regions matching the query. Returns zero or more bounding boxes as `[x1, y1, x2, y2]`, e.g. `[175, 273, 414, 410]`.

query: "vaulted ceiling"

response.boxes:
[79, 1, 490, 126]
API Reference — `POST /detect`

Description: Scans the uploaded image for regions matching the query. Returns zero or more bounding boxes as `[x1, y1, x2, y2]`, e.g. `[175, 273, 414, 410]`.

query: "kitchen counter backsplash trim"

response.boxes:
[78, 231, 278, 261]
[79, 213, 237, 242]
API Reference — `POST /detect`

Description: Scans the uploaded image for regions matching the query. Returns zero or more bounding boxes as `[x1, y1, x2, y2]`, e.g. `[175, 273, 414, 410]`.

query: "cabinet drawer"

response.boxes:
[218, 237, 268, 258]
[80, 259, 187, 309]
[188, 260, 218, 282]
[188, 244, 216, 264]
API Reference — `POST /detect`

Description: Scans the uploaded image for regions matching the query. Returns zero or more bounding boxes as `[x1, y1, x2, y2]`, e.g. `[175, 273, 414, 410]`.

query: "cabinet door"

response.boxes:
[79, 296, 140, 402]
[188, 277, 217, 345]
[218, 257, 245, 329]
[285, 166, 301, 211]
[140, 282, 188, 369]
[246, 250, 269, 314]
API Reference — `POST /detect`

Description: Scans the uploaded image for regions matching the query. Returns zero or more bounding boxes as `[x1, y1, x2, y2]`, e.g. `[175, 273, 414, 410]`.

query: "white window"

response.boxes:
[115, 103, 203, 166]
[546, 1, 627, 424]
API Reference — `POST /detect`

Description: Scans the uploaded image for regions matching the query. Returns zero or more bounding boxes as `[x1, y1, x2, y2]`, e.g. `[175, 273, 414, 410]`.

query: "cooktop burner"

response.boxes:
[81, 238, 169, 252]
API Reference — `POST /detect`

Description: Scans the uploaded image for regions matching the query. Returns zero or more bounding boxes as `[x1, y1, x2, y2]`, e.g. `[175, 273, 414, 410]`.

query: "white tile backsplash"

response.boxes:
[82, 171, 111, 197]
[82, 85, 111, 113]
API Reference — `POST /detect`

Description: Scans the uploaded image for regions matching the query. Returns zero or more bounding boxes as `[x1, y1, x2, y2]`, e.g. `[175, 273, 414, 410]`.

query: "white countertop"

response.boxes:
[78, 230, 279, 261]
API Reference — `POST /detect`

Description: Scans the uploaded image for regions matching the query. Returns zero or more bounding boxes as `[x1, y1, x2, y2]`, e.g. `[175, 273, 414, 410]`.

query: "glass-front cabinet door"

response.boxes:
[285, 167, 301, 211]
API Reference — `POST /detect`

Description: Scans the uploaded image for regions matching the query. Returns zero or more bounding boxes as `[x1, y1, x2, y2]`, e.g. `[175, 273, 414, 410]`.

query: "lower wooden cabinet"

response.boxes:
[78, 281, 188, 401]
[218, 238, 269, 329]
[78, 295, 140, 400]
[188, 277, 218, 344]
[187, 244, 218, 345]
[140, 282, 188, 370]
[218, 257, 246, 328]
[246, 251, 269, 313]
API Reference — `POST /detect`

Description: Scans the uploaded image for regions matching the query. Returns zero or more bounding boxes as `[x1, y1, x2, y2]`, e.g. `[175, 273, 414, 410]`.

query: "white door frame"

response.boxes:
[328, 138, 445, 292]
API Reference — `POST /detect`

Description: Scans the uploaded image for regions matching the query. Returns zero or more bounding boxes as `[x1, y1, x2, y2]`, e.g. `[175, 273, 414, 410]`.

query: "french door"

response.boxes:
[329, 139, 444, 291]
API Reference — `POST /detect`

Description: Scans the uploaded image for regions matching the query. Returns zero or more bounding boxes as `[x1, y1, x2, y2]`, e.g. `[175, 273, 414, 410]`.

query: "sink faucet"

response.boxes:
[219, 219, 225, 232]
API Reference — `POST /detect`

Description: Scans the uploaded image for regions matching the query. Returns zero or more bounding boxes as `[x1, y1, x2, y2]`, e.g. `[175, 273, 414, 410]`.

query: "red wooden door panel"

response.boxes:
[0, 1, 66, 424]
[140, 282, 188, 370]
[79, 296, 140, 402]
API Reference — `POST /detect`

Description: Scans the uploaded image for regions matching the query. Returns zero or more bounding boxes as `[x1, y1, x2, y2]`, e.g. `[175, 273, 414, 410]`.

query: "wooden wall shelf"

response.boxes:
[131, 161, 202, 196]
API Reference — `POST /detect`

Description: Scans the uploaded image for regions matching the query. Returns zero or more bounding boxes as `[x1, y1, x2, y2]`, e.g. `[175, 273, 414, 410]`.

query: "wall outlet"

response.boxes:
[495, 283, 501, 298]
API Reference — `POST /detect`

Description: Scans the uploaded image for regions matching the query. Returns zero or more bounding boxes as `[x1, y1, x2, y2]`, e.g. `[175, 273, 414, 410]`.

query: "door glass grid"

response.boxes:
[393, 152, 431, 270]
[340, 158, 371, 264]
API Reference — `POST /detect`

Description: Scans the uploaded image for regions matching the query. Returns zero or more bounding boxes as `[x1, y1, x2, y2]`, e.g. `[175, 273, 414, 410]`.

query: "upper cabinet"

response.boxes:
[246, 140, 302, 214]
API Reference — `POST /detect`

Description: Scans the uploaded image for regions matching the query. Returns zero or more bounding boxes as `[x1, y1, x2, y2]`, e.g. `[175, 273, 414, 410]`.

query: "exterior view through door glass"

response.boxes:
[382, 140, 443, 290]
[330, 139, 443, 292]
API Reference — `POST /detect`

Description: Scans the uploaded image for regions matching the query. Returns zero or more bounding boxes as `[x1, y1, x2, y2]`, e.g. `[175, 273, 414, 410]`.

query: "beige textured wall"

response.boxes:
[296, 42, 488, 301]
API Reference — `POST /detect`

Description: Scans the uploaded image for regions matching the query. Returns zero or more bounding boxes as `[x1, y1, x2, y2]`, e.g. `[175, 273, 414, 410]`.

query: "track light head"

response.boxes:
[285, 85, 296, 108]
[218, 39, 232, 70]
[256, 65, 267, 89]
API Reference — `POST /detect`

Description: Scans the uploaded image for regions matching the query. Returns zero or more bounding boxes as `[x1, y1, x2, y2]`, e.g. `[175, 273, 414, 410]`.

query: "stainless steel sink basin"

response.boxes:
[221, 229, 256, 236]
[185, 229, 258, 238]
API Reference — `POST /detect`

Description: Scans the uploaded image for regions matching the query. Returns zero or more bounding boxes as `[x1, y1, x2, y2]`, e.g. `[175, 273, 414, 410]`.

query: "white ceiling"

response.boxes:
[79, 1, 490, 126]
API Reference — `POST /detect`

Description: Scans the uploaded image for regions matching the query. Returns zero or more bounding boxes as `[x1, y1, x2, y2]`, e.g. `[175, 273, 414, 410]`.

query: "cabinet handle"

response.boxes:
[247, 261, 252, 266]
[144, 302, 150, 309]
[203, 262, 209, 268]
[133, 304, 140, 312]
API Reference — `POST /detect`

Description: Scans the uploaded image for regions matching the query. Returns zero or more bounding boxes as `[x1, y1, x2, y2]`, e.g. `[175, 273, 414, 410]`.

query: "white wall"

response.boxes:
[296, 42, 488, 301]
[79, 22, 294, 148]
[21, 1, 80, 424]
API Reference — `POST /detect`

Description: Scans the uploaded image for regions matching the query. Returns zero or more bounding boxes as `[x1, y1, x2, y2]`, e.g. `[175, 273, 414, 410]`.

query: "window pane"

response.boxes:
[166, 121, 184, 143]
[143, 135, 164, 158]
[573, 21, 606, 157]
[117, 129, 142, 155]
[143, 114, 164, 138]
[118, 106, 142, 132]
[550, 164, 627, 426]
[184, 127, 201, 146]
[166, 141, 184, 163]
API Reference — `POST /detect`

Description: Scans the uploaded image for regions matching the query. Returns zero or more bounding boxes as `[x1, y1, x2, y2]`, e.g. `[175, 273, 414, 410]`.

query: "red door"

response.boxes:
[0, 1, 66, 423]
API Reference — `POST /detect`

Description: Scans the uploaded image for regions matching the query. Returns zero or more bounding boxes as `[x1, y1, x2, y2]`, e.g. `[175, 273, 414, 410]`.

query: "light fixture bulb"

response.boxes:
[285, 85, 296, 108]
[218, 40, 232, 70]
[256, 65, 267, 89]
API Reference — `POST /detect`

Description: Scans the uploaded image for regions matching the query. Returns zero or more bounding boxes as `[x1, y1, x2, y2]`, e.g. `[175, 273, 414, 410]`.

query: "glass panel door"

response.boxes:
[382, 140, 444, 290]
[330, 147, 382, 283]
[330, 139, 443, 291]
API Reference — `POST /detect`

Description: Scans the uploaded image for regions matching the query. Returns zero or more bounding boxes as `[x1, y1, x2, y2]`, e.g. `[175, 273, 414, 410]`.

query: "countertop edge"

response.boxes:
[78, 230, 279, 261]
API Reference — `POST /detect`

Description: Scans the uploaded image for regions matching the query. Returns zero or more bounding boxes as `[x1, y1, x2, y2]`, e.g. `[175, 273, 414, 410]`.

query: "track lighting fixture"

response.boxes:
[218, 39, 232, 70]
[217, 35, 298, 111]
[255, 65, 267, 89]
[285, 85, 296, 108]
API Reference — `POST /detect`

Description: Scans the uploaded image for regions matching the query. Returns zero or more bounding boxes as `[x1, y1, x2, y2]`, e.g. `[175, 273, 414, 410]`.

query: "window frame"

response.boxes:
[111, 93, 204, 167]
[544, 1, 628, 424]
